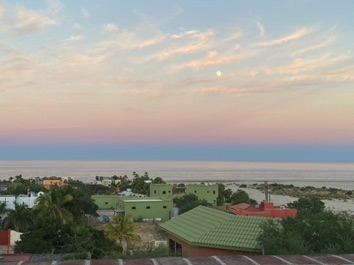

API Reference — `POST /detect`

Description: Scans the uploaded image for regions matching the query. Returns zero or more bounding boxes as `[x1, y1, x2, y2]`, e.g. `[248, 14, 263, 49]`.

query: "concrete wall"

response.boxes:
[118, 198, 173, 222]
[185, 184, 218, 205]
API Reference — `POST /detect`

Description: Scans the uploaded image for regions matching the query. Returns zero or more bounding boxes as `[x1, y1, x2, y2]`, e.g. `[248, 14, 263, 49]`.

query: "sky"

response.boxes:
[1, 0, 354, 161]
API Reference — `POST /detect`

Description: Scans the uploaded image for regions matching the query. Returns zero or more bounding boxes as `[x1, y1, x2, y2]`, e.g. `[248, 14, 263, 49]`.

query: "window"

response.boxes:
[146, 206, 150, 209]
[154, 190, 157, 194]
[132, 207, 136, 210]
[213, 190, 216, 194]
[163, 206, 167, 209]
[207, 191, 209, 193]
[194, 191, 197, 193]
[162, 191, 166, 194]
[105, 202, 108, 204]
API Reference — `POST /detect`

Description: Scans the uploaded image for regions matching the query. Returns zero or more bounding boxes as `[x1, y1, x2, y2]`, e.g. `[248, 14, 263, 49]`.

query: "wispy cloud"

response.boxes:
[291, 36, 336, 57]
[102, 23, 119, 33]
[252, 28, 313, 47]
[73, 23, 81, 30]
[0, 5, 57, 33]
[256, 20, 266, 37]
[81, 7, 90, 19]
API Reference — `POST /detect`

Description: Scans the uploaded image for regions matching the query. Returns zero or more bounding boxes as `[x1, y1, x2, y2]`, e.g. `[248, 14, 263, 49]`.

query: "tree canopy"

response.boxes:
[258, 198, 354, 255]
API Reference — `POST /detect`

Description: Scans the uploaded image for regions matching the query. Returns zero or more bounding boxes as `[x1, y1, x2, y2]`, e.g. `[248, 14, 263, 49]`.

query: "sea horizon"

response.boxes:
[1, 160, 354, 184]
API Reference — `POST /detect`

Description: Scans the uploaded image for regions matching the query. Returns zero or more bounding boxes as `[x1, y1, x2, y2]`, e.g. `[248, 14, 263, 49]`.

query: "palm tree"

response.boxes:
[0, 202, 8, 230]
[104, 213, 140, 250]
[2, 202, 35, 232]
[33, 186, 74, 224]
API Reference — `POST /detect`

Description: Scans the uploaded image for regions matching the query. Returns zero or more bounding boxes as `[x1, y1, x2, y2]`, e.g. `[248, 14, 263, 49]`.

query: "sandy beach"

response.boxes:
[225, 180, 354, 214]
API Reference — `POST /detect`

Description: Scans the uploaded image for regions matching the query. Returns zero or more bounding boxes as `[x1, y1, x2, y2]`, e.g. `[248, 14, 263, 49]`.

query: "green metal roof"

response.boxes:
[160, 205, 273, 252]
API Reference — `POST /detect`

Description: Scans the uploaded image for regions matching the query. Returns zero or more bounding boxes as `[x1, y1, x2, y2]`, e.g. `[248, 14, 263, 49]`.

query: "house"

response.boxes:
[228, 201, 297, 219]
[0, 192, 44, 212]
[150, 183, 219, 205]
[0, 230, 22, 254]
[115, 197, 173, 221]
[92, 195, 173, 221]
[160, 205, 272, 257]
[42, 177, 66, 189]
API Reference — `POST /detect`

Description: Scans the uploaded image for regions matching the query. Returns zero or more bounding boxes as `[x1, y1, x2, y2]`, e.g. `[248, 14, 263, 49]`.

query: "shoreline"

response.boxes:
[168, 180, 354, 214]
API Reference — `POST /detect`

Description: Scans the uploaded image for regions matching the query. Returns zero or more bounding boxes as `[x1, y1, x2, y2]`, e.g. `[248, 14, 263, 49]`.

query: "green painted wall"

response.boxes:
[150, 184, 174, 199]
[185, 184, 218, 205]
[92, 195, 121, 210]
[117, 197, 173, 222]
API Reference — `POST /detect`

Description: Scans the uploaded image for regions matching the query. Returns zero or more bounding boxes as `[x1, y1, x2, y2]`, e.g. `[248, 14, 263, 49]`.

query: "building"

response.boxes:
[228, 201, 297, 219]
[42, 177, 66, 189]
[150, 183, 218, 205]
[149, 184, 174, 199]
[92, 195, 173, 221]
[185, 184, 218, 204]
[92, 195, 121, 210]
[160, 205, 271, 257]
[115, 197, 173, 221]
[0, 230, 22, 254]
[0, 192, 44, 212]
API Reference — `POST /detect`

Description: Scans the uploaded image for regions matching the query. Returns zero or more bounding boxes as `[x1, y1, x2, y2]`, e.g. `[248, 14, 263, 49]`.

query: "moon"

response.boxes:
[216, 70, 222, 77]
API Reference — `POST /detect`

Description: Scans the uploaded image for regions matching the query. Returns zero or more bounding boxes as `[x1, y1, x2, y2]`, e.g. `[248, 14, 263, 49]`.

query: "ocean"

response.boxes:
[0, 161, 354, 183]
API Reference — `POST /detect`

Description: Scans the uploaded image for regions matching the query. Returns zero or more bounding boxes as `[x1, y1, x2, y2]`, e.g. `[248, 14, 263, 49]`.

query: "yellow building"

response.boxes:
[42, 177, 66, 189]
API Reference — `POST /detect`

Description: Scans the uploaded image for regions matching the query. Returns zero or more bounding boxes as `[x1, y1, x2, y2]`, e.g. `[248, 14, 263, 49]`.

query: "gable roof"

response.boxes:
[160, 205, 273, 252]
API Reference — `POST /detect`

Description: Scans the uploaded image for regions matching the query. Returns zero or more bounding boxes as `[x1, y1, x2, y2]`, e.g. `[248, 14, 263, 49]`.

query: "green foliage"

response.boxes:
[104, 244, 173, 260]
[230, 189, 257, 206]
[2, 202, 35, 232]
[258, 210, 354, 255]
[33, 186, 74, 224]
[216, 183, 232, 206]
[173, 193, 210, 214]
[152, 177, 166, 184]
[130, 172, 152, 195]
[15, 221, 118, 259]
[104, 213, 141, 250]
[287, 197, 325, 216]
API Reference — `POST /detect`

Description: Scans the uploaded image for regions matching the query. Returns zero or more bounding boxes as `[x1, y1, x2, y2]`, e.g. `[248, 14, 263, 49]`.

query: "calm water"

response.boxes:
[0, 161, 354, 183]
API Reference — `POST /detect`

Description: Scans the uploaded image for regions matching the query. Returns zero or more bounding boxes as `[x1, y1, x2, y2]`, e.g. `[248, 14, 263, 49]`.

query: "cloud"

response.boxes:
[136, 30, 215, 63]
[252, 28, 313, 47]
[0, 6, 4, 19]
[291, 36, 336, 57]
[256, 20, 265, 37]
[64, 35, 86, 43]
[81, 7, 90, 18]
[73, 23, 81, 30]
[0, 4, 58, 33]
[102, 23, 119, 33]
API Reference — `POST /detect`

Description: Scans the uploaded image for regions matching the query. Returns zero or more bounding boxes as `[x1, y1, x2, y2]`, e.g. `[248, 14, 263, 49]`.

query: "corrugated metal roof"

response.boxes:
[1, 255, 354, 265]
[160, 206, 273, 251]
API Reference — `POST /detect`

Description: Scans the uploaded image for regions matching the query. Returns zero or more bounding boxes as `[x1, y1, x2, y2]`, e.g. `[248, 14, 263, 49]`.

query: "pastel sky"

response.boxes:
[1, 0, 354, 161]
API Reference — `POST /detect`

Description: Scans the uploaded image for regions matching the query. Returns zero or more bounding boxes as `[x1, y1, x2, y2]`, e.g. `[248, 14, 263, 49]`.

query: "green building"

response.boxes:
[149, 184, 174, 199]
[150, 183, 218, 205]
[92, 195, 121, 210]
[160, 205, 270, 257]
[185, 184, 218, 205]
[116, 197, 173, 221]
[92, 195, 173, 221]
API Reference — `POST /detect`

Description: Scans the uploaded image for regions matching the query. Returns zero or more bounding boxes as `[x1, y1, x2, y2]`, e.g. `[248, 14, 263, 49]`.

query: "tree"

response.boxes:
[173, 194, 210, 214]
[2, 202, 35, 232]
[104, 213, 141, 250]
[60, 186, 99, 218]
[258, 210, 354, 255]
[287, 197, 325, 216]
[15, 221, 118, 259]
[230, 189, 257, 206]
[216, 183, 233, 205]
[33, 186, 74, 224]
